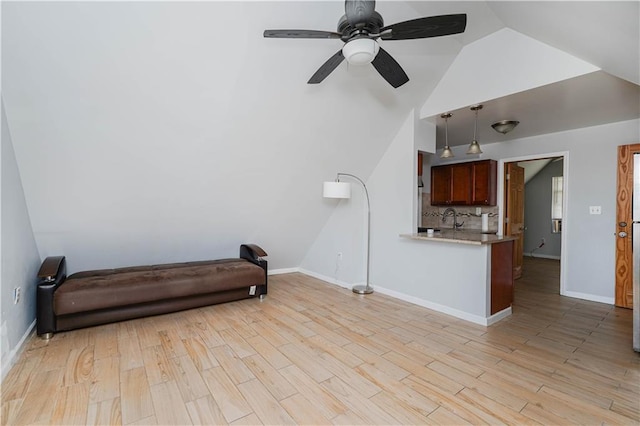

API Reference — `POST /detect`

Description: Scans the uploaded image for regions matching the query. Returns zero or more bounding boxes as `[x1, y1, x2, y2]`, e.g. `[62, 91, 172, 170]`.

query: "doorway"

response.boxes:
[499, 152, 568, 295]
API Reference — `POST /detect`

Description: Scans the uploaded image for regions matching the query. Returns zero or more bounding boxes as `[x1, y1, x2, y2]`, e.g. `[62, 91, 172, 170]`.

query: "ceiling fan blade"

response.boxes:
[308, 50, 345, 84]
[371, 47, 409, 88]
[380, 14, 467, 40]
[345, 0, 375, 28]
[263, 29, 342, 39]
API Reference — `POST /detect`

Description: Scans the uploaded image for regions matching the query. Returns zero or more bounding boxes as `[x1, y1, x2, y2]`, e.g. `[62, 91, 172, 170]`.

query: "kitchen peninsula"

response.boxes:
[399, 230, 516, 325]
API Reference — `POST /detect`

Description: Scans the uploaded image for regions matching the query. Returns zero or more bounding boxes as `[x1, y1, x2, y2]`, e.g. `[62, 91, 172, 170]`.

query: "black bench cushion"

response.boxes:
[54, 258, 264, 316]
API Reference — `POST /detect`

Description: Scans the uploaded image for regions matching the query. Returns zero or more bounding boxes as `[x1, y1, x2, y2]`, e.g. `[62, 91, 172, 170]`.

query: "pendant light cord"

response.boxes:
[445, 115, 449, 144]
[473, 108, 478, 141]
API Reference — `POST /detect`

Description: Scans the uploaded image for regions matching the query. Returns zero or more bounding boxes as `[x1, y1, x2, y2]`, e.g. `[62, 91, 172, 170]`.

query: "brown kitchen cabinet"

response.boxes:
[471, 160, 497, 205]
[431, 159, 497, 206]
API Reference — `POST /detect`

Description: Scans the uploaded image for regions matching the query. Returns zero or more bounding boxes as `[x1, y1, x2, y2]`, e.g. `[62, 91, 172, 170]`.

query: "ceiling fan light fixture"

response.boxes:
[492, 120, 520, 134]
[342, 38, 380, 65]
[467, 104, 483, 155]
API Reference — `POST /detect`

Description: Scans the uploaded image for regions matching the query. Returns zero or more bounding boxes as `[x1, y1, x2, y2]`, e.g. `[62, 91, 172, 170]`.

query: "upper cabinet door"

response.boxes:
[431, 165, 451, 205]
[472, 160, 497, 206]
[450, 163, 472, 205]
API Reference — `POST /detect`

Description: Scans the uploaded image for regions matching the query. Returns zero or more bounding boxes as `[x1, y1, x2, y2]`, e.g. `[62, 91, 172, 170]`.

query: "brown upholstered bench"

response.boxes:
[36, 244, 267, 338]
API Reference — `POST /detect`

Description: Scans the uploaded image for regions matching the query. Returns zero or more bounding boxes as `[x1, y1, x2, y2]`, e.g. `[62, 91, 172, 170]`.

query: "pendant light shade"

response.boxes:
[466, 140, 482, 155]
[441, 146, 454, 158]
[467, 104, 483, 155]
[440, 113, 454, 159]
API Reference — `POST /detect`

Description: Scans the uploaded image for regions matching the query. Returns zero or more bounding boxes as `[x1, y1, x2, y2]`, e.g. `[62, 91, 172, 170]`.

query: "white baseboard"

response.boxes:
[487, 307, 512, 325]
[268, 267, 300, 275]
[373, 286, 499, 326]
[524, 253, 561, 260]
[1, 319, 36, 383]
[562, 290, 614, 305]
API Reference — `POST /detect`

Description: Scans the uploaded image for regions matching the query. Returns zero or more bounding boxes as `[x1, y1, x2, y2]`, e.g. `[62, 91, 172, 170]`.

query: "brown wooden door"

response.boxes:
[615, 144, 640, 308]
[431, 166, 451, 205]
[450, 163, 472, 205]
[505, 163, 525, 279]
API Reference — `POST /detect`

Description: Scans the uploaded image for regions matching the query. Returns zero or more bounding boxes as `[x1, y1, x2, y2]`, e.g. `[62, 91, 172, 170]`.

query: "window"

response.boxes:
[551, 176, 563, 233]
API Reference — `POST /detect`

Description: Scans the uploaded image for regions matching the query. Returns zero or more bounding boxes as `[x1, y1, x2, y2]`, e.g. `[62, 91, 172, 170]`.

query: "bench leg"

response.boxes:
[259, 294, 266, 301]
[40, 332, 54, 340]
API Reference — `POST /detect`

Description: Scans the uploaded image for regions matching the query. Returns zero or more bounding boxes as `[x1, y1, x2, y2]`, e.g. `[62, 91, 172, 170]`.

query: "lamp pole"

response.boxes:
[336, 173, 373, 294]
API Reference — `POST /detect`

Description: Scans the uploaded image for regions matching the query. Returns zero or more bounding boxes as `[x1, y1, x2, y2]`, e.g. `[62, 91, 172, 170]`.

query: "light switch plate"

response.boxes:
[589, 206, 602, 215]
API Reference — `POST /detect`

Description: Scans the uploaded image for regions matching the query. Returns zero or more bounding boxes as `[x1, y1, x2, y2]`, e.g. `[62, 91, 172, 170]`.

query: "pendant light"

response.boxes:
[467, 104, 483, 155]
[440, 113, 454, 159]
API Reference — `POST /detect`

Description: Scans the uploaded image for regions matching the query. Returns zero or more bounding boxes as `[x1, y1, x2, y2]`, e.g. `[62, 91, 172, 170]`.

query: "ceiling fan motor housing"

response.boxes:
[337, 12, 384, 38]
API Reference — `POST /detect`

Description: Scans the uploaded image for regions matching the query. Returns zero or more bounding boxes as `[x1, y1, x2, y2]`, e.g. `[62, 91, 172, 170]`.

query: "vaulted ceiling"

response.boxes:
[2, 1, 638, 271]
[411, 1, 640, 148]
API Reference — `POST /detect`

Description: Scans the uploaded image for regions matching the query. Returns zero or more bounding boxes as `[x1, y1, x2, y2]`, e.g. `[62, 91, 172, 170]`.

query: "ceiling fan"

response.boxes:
[263, 0, 466, 88]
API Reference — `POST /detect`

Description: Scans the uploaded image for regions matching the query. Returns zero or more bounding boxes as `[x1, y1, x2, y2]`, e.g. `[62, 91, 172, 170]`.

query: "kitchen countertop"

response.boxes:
[400, 230, 517, 246]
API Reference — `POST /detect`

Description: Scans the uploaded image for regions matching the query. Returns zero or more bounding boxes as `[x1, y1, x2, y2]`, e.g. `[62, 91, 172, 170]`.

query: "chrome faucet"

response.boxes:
[442, 207, 464, 230]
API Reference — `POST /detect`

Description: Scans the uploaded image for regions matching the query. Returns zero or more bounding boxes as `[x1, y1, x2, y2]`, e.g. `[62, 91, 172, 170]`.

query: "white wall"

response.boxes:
[301, 184, 369, 287]
[2, 2, 457, 274]
[300, 113, 417, 287]
[1, 99, 41, 380]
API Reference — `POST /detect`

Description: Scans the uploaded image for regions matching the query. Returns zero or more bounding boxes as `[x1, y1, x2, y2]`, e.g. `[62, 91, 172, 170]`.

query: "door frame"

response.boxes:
[497, 151, 569, 296]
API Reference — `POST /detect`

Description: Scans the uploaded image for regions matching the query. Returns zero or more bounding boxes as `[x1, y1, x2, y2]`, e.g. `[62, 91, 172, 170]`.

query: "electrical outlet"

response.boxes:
[589, 206, 602, 215]
[475, 207, 482, 216]
[13, 287, 21, 304]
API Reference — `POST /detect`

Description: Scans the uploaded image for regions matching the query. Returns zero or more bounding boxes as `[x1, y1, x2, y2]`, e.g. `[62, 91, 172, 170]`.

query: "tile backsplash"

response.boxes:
[421, 193, 499, 233]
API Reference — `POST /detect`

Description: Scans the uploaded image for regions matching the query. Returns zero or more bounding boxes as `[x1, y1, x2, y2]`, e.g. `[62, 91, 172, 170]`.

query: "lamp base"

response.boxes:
[352, 285, 374, 295]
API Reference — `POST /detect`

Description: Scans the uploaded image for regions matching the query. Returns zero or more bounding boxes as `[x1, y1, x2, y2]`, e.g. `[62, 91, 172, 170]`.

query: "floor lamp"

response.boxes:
[323, 173, 373, 295]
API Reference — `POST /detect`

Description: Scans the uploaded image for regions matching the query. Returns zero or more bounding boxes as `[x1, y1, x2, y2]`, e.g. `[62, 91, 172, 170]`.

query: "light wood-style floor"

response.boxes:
[2, 257, 639, 425]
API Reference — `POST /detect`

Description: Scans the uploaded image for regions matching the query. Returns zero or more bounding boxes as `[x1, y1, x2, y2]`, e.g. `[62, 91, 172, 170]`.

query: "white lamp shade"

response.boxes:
[323, 181, 351, 199]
